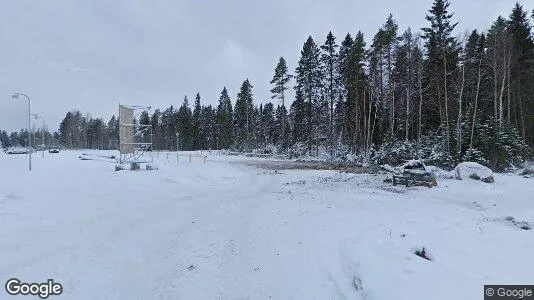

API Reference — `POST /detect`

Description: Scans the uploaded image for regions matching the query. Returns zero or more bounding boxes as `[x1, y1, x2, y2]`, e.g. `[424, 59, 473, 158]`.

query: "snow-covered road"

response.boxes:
[1, 151, 533, 299]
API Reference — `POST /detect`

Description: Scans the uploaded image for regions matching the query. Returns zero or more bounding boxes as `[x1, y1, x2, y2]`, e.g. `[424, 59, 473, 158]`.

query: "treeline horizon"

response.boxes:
[2, 0, 534, 171]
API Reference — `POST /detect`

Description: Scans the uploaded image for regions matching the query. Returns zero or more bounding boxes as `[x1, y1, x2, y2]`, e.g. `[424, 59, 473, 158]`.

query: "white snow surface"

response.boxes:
[1, 150, 533, 299]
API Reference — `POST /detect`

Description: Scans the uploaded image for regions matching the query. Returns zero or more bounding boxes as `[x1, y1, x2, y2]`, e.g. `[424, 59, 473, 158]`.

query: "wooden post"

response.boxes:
[203, 155, 206, 164]
[189, 155, 192, 163]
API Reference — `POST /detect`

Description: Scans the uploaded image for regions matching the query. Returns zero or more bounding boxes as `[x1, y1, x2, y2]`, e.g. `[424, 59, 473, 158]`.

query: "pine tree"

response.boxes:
[295, 36, 323, 155]
[270, 57, 293, 107]
[337, 34, 353, 145]
[321, 31, 339, 157]
[346, 31, 367, 151]
[270, 57, 292, 152]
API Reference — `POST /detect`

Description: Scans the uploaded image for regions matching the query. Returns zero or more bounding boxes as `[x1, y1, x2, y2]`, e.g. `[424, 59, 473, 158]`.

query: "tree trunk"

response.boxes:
[493, 46, 498, 121]
[405, 87, 409, 141]
[469, 58, 482, 155]
[506, 47, 511, 125]
[443, 53, 451, 157]
[498, 61, 507, 130]
[417, 65, 423, 157]
[391, 82, 396, 137]
[457, 64, 465, 162]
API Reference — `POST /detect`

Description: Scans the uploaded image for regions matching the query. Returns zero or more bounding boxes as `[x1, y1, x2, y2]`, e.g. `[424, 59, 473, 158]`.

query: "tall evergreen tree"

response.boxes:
[321, 31, 339, 157]
[295, 36, 323, 155]
[290, 88, 308, 147]
[422, 0, 460, 159]
[270, 57, 293, 107]
[345, 31, 367, 151]
[234, 79, 254, 150]
[192, 93, 202, 149]
[270, 57, 292, 152]
[216, 87, 233, 149]
[508, 3, 533, 143]
[177, 97, 192, 150]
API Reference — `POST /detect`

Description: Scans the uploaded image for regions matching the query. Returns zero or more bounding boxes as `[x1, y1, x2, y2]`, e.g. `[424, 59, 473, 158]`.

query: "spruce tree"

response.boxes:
[216, 87, 233, 149]
[508, 3, 533, 142]
[290, 89, 308, 148]
[261, 102, 276, 147]
[177, 96, 192, 150]
[234, 79, 254, 150]
[275, 104, 290, 151]
[422, 0, 460, 159]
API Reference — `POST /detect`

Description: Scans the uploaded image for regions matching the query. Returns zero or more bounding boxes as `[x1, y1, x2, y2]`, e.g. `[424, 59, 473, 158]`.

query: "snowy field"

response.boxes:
[0, 150, 533, 300]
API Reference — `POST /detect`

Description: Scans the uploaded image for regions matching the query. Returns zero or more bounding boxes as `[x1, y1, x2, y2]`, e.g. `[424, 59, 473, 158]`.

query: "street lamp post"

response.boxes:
[11, 93, 31, 171]
[32, 113, 45, 158]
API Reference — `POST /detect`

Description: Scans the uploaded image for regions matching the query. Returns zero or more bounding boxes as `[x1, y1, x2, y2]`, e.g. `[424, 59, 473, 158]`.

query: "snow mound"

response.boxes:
[381, 164, 397, 173]
[454, 162, 494, 183]
[426, 165, 455, 179]
[381, 159, 427, 175]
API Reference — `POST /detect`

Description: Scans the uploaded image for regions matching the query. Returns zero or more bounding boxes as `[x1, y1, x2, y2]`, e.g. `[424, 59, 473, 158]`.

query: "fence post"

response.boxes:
[189, 155, 192, 163]
[203, 155, 206, 164]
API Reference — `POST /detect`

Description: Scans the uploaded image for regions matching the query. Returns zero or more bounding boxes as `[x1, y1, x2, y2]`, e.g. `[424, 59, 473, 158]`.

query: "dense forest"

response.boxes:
[2, 0, 533, 170]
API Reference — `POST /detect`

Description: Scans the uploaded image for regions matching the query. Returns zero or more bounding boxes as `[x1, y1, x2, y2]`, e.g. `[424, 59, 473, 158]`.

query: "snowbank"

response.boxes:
[454, 162, 494, 183]
[426, 165, 455, 179]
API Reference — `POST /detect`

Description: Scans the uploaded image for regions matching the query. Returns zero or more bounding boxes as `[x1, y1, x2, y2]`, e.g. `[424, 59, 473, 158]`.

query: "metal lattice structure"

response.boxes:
[119, 104, 153, 164]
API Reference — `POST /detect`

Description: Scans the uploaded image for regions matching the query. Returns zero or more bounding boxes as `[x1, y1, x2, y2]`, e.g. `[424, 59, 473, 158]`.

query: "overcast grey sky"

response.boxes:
[0, 0, 530, 132]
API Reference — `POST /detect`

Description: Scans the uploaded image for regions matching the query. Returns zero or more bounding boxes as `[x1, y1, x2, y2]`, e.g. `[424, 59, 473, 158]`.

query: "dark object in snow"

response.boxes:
[187, 265, 196, 271]
[504, 216, 531, 230]
[487, 216, 532, 231]
[393, 172, 437, 188]
[414, 247, 432, 261]
[146, 164, 158, 170]
[391, 160, 437, 187]
[469, 173, 480, 181]
[353, 277, 363, 291]
[48, 147, 60, 153]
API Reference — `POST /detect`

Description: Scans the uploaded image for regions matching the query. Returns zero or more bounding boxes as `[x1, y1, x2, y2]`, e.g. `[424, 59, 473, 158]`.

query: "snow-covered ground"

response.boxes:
[1, 150, 533, 299]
